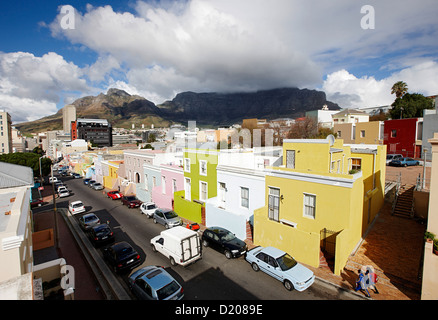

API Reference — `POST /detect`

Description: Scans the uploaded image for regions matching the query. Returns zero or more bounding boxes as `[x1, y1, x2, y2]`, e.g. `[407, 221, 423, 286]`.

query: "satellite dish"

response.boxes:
[327, 134, 335, 146]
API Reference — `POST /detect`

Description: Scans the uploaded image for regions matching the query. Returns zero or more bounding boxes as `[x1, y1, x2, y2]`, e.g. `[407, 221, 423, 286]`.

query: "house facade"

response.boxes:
[334, 121, 384, 145]
[253, 138, 386, 275]
[383, 118, 423, 158]
[151, 164, 184, 209]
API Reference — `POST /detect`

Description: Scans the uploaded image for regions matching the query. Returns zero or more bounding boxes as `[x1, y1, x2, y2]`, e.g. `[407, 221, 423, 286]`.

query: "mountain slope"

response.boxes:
[15, 87, 339, 134]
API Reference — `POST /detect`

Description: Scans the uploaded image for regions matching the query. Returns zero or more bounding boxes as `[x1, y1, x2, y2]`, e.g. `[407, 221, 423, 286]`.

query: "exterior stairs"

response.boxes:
[392, 184, 415, 218]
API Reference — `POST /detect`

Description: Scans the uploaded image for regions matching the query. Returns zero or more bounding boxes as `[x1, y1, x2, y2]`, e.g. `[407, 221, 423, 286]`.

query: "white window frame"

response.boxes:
[199, 160, 207, 176]
[161, 176, 166, 194]
[303, 193, 316, 219]
[184, 158, 191, 172]
[218, 182, 226, 208]
[240, 187, 249, 209]
[199, 181, 208, 202]
[268, 187, 280, 222]
[172, 178, 177, 194]
[184, 178, 191, 201]
[144, 174, 148, 191]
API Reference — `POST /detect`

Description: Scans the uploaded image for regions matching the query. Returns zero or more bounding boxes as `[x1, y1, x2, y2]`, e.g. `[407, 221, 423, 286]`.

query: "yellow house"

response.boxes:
[103, 160, 123, 190]
[253, 137, 386, 275]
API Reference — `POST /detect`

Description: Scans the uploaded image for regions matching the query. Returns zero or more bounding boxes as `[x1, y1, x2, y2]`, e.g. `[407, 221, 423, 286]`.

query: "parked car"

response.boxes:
[88, 224, 115, 247]
[128, 266, 184, 300]
[49, 177, 58, 183]
[386, 154, 403, 165]
[68, 200, 86, 215]
[389, 157, 420, 167]
[88, 180, 96, 188]
[58, 189, 70, 198]
[140, 202, 157, 218]
[107, 190, 123, 200]
[30, 198, 44, 208]
[202, 227, 247, 259]
[153, 208, 182, 228]
[102, 241, 142, 273]
[121, 195, 142, 208]
[83, 178, 91, 185]
[78, 213, 101, 231]
[245, 246, 315, 292]
[72, 173, 81, 179]
[92, 182, 104, 190]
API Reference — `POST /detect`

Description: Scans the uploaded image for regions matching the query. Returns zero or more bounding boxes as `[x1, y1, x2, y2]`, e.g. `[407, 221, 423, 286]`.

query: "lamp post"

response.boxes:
[51, 164, 59, 249]
[38, 155, 44, 185]
[423, 148, 428, 190]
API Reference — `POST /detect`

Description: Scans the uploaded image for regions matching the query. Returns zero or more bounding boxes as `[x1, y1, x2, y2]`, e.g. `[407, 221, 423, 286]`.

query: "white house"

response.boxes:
[205, 147, 282, 240]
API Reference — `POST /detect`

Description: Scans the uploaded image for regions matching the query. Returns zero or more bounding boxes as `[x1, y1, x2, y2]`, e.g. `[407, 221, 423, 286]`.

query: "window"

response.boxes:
[241, 187, 249, 208]
[351, 158, 362, 171]
[218, 182, 226, 207]
[268, 187, 280, 222]
[360, 130, 365, 138]
[200, 181, 208, 201]
[184, 158, 190, 172]
[184, 178, 191, 201]
[153, 176, 156, 187]
[172, 179, 177, 194]
[199, 160, 207, 175]
[337, 131, 342, 138]
[144, 174, 148, 191]
[286, 150, 295, 169]
[391, 129, 397, 138]
[303, 193, 316, 219]
[162, 176, 166, 194]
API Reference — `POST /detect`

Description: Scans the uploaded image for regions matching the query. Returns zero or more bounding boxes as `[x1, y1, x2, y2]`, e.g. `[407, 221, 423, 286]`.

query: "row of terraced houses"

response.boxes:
[64, 136, 386, 276]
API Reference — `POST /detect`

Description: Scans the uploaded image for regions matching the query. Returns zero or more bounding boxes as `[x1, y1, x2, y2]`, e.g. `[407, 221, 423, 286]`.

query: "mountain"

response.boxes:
[158, 87, 339, 125]
[15, 87, 339, 134]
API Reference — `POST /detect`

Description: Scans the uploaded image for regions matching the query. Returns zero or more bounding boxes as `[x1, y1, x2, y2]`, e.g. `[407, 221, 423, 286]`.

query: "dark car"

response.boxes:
[83, 178, 91, 185]
[389, 157, 420, 167]
[78, 213, 100, 231]
[102, 241, 142, 273]
[30, 198, 44, 208]
[88, 180, 96, 188]
[88, 224, 115, 247]
[121, 195, 142, 208]
[201, 227, 247, 259]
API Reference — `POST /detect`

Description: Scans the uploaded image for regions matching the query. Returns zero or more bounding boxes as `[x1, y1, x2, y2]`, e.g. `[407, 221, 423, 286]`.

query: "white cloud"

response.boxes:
[0, 51, 89, 123]
[323, 60, 438, 108]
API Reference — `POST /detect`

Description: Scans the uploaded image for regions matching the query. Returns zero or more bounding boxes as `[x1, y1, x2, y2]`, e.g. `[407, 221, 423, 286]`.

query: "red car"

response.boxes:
[107, 190, 123, 200]
[121, 195, 142, 208]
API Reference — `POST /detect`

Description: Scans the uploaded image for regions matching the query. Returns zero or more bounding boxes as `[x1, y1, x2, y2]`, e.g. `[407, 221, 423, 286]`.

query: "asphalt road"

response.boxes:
[52, 174, 362, 301]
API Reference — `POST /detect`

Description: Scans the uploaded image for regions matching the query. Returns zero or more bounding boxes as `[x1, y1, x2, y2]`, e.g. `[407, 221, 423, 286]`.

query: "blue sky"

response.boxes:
[1, 0, 437, 124]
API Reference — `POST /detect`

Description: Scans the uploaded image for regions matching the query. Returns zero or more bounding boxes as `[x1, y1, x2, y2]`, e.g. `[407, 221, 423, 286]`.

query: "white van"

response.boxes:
[150, 226, 202, 267]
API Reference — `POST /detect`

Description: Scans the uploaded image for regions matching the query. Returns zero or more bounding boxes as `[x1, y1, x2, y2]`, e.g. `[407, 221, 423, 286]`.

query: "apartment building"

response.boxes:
[0, 110, 12, 154]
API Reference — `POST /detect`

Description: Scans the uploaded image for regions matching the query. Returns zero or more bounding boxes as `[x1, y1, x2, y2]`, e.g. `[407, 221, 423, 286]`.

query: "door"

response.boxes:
[255, 252, 279, 279]
[286, 150, 295, 169]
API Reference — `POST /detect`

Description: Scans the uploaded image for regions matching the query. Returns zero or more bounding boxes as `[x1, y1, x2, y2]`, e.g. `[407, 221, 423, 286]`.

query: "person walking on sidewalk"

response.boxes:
[355, 269, 371, 297]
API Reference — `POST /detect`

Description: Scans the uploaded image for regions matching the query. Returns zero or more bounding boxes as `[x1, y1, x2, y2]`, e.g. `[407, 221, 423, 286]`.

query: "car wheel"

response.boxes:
[165, 224, 169, 229]
[284, 280, 294, 291]
[224, 250, 232, 259]
[202, 239, 209, 247]
[251, 262, 260, 272]
[170, 257, 176, 266]
[151, 244, 157, 252]
[153, 218, 157, 224]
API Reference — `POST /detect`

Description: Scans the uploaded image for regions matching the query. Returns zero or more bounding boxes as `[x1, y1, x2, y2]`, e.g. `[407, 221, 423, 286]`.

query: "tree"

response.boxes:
[391, 81, 408, 99]
[0, 153, 52, 177]
[286, 117, 318, 139]
[390, 93, 433, 119]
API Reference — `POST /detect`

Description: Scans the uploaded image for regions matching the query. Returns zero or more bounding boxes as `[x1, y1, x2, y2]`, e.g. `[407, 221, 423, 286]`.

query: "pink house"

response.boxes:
[151, 164, 184, 209]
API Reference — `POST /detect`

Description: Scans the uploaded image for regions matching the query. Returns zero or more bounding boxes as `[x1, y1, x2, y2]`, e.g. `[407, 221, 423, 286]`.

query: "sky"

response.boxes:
[1, 0, 437, 124]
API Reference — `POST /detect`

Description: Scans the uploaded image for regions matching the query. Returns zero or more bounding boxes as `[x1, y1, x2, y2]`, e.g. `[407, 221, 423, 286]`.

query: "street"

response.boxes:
[44, 173, 363, 301]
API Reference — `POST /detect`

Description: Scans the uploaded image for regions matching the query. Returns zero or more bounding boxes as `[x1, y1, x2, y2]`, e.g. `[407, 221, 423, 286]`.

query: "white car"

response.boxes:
[68, 200, 86, 215]
[140, 202, 157, 218]
[49, 177, 58, 183]
[58, 189, 70, 198]
[245, 246, 315, 292]
[57, 186, 68, 194]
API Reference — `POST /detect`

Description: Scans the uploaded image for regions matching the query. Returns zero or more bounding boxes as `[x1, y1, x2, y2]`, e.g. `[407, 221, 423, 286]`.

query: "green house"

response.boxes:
[173, 148, 218, 224]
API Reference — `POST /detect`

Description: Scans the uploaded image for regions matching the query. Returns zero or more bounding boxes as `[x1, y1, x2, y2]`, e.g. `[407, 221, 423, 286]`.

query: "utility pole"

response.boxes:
[423, 148, 428, 190]
[51, 165, 59, 249]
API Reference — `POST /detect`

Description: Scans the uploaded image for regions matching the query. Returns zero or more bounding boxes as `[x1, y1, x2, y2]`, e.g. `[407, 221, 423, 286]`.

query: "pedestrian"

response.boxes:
[366, 266, 379, 294]
[355, 269, 371, 297]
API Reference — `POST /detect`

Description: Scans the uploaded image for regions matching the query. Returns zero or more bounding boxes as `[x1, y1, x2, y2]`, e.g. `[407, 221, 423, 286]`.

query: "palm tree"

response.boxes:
[391, 81, 408, 99]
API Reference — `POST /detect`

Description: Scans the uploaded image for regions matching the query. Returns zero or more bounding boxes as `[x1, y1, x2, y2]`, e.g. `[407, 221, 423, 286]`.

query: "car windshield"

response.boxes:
[126, 196, 136, 201]
[73, 203, 83, 208]
[276, 253, 298, 271]
[164, 210, 178, 219]
[220, 230, 236, 242]
[156, 280, 180, 300]
[147, 204, 156, 210]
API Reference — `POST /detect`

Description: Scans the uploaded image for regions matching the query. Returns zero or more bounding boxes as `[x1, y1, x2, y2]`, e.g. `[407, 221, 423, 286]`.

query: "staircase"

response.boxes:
[392, 184, 415, 218]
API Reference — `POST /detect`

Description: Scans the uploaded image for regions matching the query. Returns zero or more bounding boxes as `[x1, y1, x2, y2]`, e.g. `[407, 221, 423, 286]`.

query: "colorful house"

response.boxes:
[383, 118, 423, 158]
[173, 148, 219, 224]
[151, 164, 184, 209]
[253, 137, 386, 275]
[334, 121, 384, 145]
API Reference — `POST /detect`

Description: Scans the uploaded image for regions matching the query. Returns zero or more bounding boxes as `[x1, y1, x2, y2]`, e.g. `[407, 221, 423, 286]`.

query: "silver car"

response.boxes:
[92, 183, 103, 190]
[78, 213, 100, 231]
[153, 209, 182, 229]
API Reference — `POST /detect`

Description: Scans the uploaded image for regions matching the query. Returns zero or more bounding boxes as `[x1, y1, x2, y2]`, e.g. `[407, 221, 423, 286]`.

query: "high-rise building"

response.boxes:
[73, 118, 113, 147]
[0, 110, 12, 154]
[62, 105, 76, 134]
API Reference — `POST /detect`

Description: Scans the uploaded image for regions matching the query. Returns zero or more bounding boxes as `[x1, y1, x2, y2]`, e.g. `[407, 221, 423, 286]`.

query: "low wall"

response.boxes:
[173, 190, 203, 224]
[32, 229, 54, 251]
[205, 202, 248, 240]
